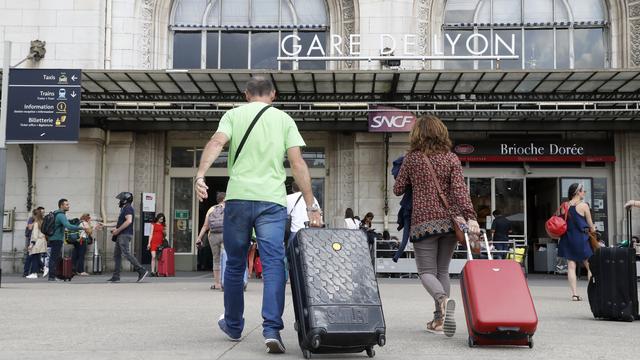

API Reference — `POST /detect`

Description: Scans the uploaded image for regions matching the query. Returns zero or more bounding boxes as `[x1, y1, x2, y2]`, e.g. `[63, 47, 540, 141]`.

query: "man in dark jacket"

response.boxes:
[104, 192, 149, 283]
[48, 199, 83, 281]
[392, 156, 412, 262]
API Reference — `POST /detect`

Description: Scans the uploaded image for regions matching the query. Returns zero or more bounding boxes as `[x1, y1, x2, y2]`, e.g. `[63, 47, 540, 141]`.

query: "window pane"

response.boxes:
[171, 147, 194, 167]
[173, 0, 207, 25]
[494, 29, 522, 69]
[251, 32, 279, 69]
[280, 32, 294, 70]
[524, 0, 553, 23]
[292, 0, 328, 25]
[574, 28, 605, 69]
[567, 0, 605, 21]
[171, 178, 193, 253]
[492, 0, 522, 23]
[173, 32, 202, 69]
[476, 0, 490, 23]
[443, 30, 473, 69]
[298, 31, 327, 70]
[470, 178, 492, 230]
[220, 32, 249, 69]
[524, 30, 554, 69]
[252, 0, 279, 26]
[284, 148, 325, 168]
[222, 0, 249, 26]
[196, 150, 228, 168]
[312, 178, 325, 210]
[206, 31, 219, 69]
[555, 29, 570, 68]
[495, 179, 524, 235]
[554, 0, 569, 22]
[444, 0, 482, 24]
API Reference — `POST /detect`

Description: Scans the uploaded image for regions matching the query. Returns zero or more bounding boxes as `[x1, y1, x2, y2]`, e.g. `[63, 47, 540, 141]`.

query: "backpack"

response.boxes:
[208, 205, 224, 233]
[41, 211, 58, 237]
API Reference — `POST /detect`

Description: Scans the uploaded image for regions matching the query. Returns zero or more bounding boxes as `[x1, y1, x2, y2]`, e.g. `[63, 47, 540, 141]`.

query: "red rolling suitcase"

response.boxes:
[158, 248, 175, 277]
[57, 257, 74, 281]
[460, 231, 538, 348]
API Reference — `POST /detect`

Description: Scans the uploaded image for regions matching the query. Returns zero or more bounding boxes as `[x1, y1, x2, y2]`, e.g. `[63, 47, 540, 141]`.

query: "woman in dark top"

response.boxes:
[394, 115, 479, 337]
[558, 183, 595, 301]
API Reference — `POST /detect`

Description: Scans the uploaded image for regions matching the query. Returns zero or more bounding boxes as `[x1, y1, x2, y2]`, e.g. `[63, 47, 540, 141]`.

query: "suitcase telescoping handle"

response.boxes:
[628, 207, 633, 244]
[463, 229, 493, 261]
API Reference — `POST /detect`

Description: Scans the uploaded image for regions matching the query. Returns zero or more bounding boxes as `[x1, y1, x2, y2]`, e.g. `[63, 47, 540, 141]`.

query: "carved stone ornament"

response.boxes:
[631, 19, 640, 67]
[416, 0, 432, 69]
[139, 0, 157, 69]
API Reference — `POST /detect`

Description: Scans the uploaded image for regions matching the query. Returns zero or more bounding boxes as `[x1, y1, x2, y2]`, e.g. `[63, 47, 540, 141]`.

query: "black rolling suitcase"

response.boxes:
[587, 208, 640, 321]
[288, 228, 386, 359]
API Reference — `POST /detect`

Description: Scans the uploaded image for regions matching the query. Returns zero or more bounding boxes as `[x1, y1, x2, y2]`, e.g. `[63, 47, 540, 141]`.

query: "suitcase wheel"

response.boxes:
[310, 334, 321, 350]
[468, 336, 475, 348]
[303, 349, 312, 359]
[366, 347, 375, 358]
[377, 333, 386, 347]
[293, 322, 298, 332]
[528, 336, 534, 349]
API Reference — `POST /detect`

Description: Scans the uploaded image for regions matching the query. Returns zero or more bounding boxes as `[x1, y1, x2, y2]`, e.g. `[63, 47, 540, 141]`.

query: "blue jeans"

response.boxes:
[223, 200, 287, 338]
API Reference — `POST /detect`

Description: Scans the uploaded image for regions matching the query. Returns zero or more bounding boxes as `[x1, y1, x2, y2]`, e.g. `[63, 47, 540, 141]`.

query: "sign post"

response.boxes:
[0, 41, 11, 287]
[6, 68, 81, 143]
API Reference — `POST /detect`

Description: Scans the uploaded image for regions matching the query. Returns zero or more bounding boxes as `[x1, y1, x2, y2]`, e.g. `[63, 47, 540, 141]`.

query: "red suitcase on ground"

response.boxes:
[158, 248, 175, 277]
[460, 231, 538, 348]
[57, 257, 74, 281]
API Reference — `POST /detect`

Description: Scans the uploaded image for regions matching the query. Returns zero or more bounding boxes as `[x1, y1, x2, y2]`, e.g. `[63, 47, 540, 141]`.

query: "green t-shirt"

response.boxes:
[216, 102, 305, 207]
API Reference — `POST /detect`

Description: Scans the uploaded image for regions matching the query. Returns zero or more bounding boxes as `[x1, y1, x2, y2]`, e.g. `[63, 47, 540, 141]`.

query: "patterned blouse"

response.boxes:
[393, 150, 477, 241]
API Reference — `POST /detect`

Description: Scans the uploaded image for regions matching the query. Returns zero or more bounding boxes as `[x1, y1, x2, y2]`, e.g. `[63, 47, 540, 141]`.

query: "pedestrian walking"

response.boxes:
[102, 192, 149, 283]
[393, 114, 479, 337]
[47, 199, 84, 282]
[343, 208, 359, 229]
[558, 183, 595, 301]
[196, 192, 226, 289]
[195, 76, 322, 354]
[25, 210, 47, 279]
[147, 213, 166, 277]
[490, 209, 512, 259]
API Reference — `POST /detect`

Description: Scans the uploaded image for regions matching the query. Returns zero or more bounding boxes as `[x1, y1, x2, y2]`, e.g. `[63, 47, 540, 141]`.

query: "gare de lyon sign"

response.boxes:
[278, 33, 519, 61]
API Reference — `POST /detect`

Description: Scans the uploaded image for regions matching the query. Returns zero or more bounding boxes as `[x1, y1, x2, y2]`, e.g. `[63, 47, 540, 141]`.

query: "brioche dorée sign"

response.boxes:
[367, 107, 416, 132]
[453, 141, 615, 162]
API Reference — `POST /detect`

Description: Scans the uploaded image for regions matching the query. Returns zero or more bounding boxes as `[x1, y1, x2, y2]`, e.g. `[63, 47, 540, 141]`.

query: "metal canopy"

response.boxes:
[3, 69, 640, 131]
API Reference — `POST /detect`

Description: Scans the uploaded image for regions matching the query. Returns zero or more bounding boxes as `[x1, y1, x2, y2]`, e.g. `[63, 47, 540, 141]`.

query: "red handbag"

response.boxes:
[545, 202, 569, 238]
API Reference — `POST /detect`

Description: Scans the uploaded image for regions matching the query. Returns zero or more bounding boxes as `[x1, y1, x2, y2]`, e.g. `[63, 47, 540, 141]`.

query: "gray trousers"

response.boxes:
[413, 233, 458, 320]
[113, 234, 143, 277]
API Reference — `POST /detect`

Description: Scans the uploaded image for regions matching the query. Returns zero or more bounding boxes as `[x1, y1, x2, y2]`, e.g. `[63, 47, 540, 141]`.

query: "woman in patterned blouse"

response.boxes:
[394, 114, 479, 337]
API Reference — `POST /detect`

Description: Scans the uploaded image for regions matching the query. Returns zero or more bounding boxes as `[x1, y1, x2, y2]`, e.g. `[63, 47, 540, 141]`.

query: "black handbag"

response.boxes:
[285, 194, 303, 247]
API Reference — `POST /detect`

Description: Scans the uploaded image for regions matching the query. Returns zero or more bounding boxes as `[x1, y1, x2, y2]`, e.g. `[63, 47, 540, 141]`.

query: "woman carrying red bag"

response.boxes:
[558, 183, 596, 302]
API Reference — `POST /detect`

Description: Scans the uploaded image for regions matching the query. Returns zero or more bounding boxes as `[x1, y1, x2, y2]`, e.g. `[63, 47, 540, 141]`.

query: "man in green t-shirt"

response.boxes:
[195, 76, 322, 354]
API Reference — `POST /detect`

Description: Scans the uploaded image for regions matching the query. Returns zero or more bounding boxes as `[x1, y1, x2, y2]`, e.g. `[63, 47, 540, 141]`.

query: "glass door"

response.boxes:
[170, 178, 194, 253]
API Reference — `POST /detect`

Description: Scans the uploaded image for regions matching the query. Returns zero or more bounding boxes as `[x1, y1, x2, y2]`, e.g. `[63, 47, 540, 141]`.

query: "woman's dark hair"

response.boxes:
[155, 213, 166, 223]
[567, 183, 582, 199]
[383, 230, 390, 240]
[345, 208, 354, 219]
[364, 212, 374, 220]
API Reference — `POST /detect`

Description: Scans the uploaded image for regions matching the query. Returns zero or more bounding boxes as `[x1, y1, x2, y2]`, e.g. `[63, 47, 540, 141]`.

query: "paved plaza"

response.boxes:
[0, 273, 638, 360]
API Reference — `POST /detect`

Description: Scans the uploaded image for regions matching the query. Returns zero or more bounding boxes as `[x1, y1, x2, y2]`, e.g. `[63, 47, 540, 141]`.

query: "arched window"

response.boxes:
[442, 0, 608, 70]
[170, 0, 329, 70]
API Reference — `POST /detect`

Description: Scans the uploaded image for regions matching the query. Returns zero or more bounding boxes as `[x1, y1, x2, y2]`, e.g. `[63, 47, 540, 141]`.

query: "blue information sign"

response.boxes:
[6, 69, 81, 143]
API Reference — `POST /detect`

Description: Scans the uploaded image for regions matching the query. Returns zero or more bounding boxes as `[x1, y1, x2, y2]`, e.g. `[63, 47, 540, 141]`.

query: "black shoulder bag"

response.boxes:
[232, 105, 272, 167]
[284, 194, 303, 247]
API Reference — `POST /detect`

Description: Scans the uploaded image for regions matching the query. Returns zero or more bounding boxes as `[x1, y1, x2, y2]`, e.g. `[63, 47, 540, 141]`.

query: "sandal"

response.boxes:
[210, 284, 221, 290]
[426, 320, 444, 334]
[572, 295, 582, 301]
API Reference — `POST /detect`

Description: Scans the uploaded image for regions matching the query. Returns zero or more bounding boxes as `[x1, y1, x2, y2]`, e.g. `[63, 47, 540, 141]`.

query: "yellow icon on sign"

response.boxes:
[55, 115, 67, 127]
[332, 242, 342, 252]
[56, 102, 67, 113]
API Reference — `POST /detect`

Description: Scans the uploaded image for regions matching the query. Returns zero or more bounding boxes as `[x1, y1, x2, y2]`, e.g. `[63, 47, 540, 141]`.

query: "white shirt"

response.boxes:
[286, 192, 319, 233]
[344, 218, 359, 230]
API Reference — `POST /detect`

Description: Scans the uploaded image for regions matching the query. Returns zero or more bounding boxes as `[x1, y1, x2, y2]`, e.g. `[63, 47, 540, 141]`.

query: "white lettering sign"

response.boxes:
[370, 115, 414, 129]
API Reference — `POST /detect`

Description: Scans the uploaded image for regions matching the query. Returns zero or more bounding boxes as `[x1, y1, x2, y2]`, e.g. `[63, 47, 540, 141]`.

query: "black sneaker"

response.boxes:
[107, 277, 120, 283]
[137, 269, 149, 283]
[264, 333, 286, 354]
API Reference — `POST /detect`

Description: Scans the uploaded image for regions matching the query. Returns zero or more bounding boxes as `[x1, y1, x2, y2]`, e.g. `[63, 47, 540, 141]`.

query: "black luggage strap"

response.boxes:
[232, 105, 271, 168]
[289, 194, 303, 216]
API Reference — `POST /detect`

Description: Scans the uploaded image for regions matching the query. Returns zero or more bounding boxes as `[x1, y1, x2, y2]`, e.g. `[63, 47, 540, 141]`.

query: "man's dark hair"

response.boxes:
[245, 76, 275, 97]
[291, 182, 300, 192]
[492, 209, 502, 216]
[58, 199, 68, 208]
[36, 206, 44, 211]
[216, 192, 226, 204]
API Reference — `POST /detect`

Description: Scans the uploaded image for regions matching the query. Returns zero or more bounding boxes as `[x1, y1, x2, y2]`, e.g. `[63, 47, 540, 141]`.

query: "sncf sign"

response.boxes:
[368, 109, 416, 132]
